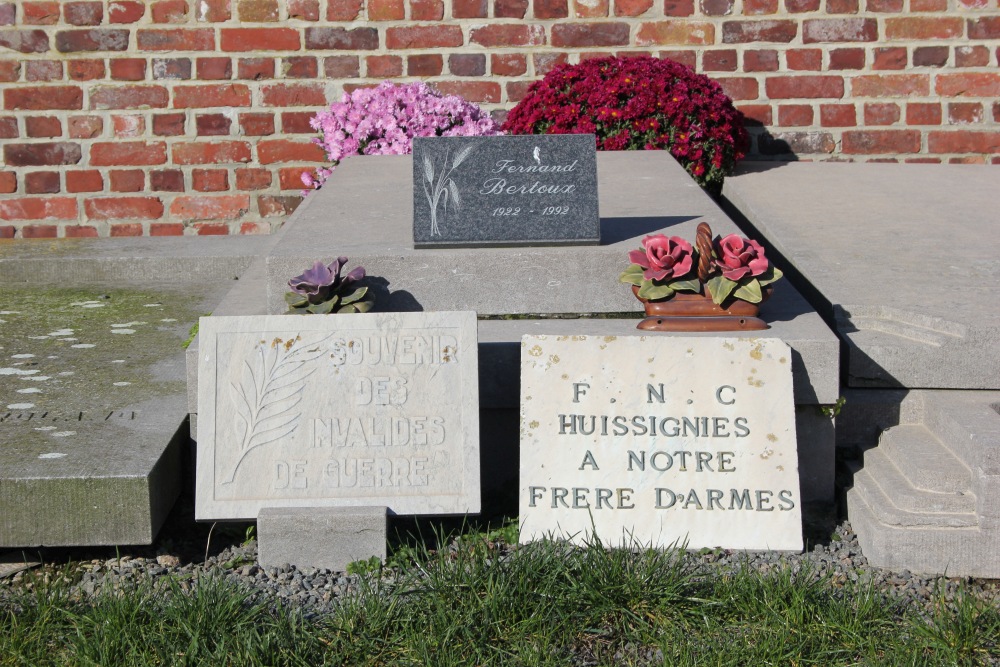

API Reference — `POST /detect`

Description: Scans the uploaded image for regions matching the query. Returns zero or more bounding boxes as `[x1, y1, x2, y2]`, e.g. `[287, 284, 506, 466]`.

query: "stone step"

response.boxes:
[849, 462, 978, 529]
[860, 447, 975, 515]
[876, 424, 972, 495]
[922, 390, 1000, 478]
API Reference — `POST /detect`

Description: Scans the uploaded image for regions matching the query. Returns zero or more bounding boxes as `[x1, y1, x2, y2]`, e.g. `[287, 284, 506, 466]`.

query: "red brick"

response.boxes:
[784, 0, 818, 10]
[936, 73, 1000, 98]
[803, 18, 876, 43]
[948, 102, 983, 125]
[4, 142, 82, 166]
[786, 48, 822, 70]
[21, 225, 60, 238]
[722, 20, 795, 43]
[852, 74, 928, 97]
[174, 83, 252, 108]
[736, 103, 772, 125]
[0, 2, 12, 24]
[109, 1, 145, 22]
[258, 195, 303, 217]
[26, 116, 62, 138]
[865, 0, 901, 10]
[873, 47, 906, 70]
[885, 17, 962, 40]
[25, 61, 62, 82]
[758, 132, 834, 155]
[150, 169, 184, 190]
[614, 0, 653, 13]
[260, 83, 327, 107]
[637, 21, 715, 45]
[240, 222, 272, 235]
[192, 169, 229, 192]
[258, 139, 325, 164]
[240, 112, 275, 135]
[366, 0, 403, 18]
[325, 56, 359, 78]
[743, 0, 777, 13]
[701, 0, 733, 13]
[453, 0, 487, 16]
[196, 0, 231, 20]
[288, 0, 320, 19]
[431, 81, 500, 103]
[152, 0, 188, 22]
[56, 29, 129, 52]
[820, 103, 855, 127]
[151, 222, 185, 235]
[65, 225, 99, 237]
[0, 30, 49, 53]
[69, 116, 103, 138]
[0, 61, 21, 82]
[471, 24, 546, 47]
[744, 49, 778, 71]
[955, 46, 990, 68]
[110, 169, 144, 192]
[0, 198, 77, 221]
[842, 129, 920, 153]
[929, 131, 1000, 154]
[68, 59, 106, 80]
[172, 141, 252, 164]
[91, 85, 170, 109]
[235, 168, 272, 190]
[913, 46, 948, 68]
[153, 113, 186, 136]
[23, 2, 60, 24]
[90, 141, 167, 166]
[112, 114, 145, 137]
[66, 170, 103, 192]
[85, 196, 164, 220]
[26, 171, 61, 194]
[5, 86, 83, 111]
[494, 0, 528, 16]
[152, 57, 192, 79]
[306, 27, 379, 49]
[238, 0, 279, 20]
[829, 48, 864, 69]
[0, 116, 16, 138]
[0, 226, 14, 238]
[575, 0, 609, 17]
[658, 49, 695, 66]
[239, 58, 276, 79]
[994, 102, 1000, 123]
[327, 0, 363, 19]
[110, 223, 144, 236]
[197, 57, 232, 80]
[386, 25, 463, 49]
[906, 102, 941, 125]
[138, 29, 215, 51]
[535, 0, 569, 17]
[826, 0, 857, 12]
[193, 223, 230, 235]
[910, 0, 945, 8]
[491, 53, 527, 76]
[552, 22, 629, 47]
[170, 195, 249, 221]
[715, 77, 759, 100]
[448, 54, 484, 76]
[969, 17, 1000, 40]
[368, 55, 403, 77]
[766, 75, 843, 98]
[196, 113, 232, 135]
[778, 104, 812, 126]
[109, 58, 146, 81]
[284, 56, 318, 78]
[222, 28, 299, 51]
[864, 102, 899, 125]
[703, 49, 737, 71]
[280, 113, 315, 135]
[409, 54, 444, 76]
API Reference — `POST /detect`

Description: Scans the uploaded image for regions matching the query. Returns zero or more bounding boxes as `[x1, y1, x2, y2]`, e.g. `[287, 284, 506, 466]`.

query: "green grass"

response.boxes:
[2, 535, 998, 667]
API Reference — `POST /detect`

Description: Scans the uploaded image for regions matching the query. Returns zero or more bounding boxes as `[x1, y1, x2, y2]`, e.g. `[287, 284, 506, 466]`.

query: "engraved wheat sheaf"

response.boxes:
[423, 143, 475, 236]
[221, 333, 330, 485]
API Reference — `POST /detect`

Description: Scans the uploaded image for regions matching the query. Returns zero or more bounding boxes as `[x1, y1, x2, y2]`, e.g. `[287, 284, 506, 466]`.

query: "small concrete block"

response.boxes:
[258, 506, 387, 572]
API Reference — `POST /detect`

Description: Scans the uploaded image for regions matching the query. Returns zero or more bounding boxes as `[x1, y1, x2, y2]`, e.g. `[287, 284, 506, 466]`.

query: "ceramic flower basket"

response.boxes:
[620, 222, 782, 332]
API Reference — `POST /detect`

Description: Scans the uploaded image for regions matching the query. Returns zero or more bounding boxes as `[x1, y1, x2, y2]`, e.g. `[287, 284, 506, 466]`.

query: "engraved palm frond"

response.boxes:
[222, 334, 330, 485]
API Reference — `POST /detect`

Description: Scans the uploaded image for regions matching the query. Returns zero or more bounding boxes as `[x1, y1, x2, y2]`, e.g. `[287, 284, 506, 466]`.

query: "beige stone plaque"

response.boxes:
[520, 335, 802, 551]
[196, 312, 480, 520]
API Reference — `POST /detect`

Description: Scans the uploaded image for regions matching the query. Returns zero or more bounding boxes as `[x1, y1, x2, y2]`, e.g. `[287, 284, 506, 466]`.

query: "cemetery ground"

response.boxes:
[1, 284, 1000, 666]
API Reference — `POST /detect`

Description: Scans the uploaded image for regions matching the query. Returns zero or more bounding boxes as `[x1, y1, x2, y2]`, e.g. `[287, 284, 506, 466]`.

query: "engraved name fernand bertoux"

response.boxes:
[221, 332, 459, 489]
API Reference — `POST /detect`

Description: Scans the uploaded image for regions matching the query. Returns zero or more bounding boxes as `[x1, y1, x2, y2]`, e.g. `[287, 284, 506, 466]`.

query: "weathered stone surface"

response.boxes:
[195, 312, 480, 520]
[519, 335, 802, 551]
[412, 134, 599, 248]
[257, 506, 387, 571]
[723, 162, 1000, 389]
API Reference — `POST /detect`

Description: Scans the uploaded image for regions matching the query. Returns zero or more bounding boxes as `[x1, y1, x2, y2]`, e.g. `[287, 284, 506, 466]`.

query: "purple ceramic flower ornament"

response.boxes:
[286, 257, 373, 315]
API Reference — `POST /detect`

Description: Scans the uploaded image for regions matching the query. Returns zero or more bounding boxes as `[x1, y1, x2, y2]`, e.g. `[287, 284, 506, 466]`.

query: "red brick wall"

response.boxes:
[1, 0, 998, 238]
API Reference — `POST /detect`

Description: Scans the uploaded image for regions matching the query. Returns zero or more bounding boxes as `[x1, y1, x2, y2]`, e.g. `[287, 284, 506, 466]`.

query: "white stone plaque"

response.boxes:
[520, 335, 801, 551]
[196, 312, 480, 520]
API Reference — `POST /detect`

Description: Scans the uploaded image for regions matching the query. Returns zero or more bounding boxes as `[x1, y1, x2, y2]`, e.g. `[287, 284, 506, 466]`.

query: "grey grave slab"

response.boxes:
[195, 312, 481, 520]
[723, 162, 1000, 389]
[258, 506, 387, 571]
[412, 135, 599, 248]
[519, 335, 802, 551]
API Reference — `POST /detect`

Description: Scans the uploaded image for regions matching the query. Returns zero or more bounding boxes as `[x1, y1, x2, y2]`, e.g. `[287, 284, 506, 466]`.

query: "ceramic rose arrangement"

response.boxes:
[619, 224, 782, 306]
[285, 257, 374, 314]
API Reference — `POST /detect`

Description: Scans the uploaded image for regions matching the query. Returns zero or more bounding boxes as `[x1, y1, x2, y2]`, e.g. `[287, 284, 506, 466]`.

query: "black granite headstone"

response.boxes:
[412, 134, 600, 248]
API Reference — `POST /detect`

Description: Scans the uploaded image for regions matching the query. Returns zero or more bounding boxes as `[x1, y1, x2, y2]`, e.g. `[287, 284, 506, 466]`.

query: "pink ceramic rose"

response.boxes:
[628, 234, 695, 282]
[714, 234, 769, 281]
